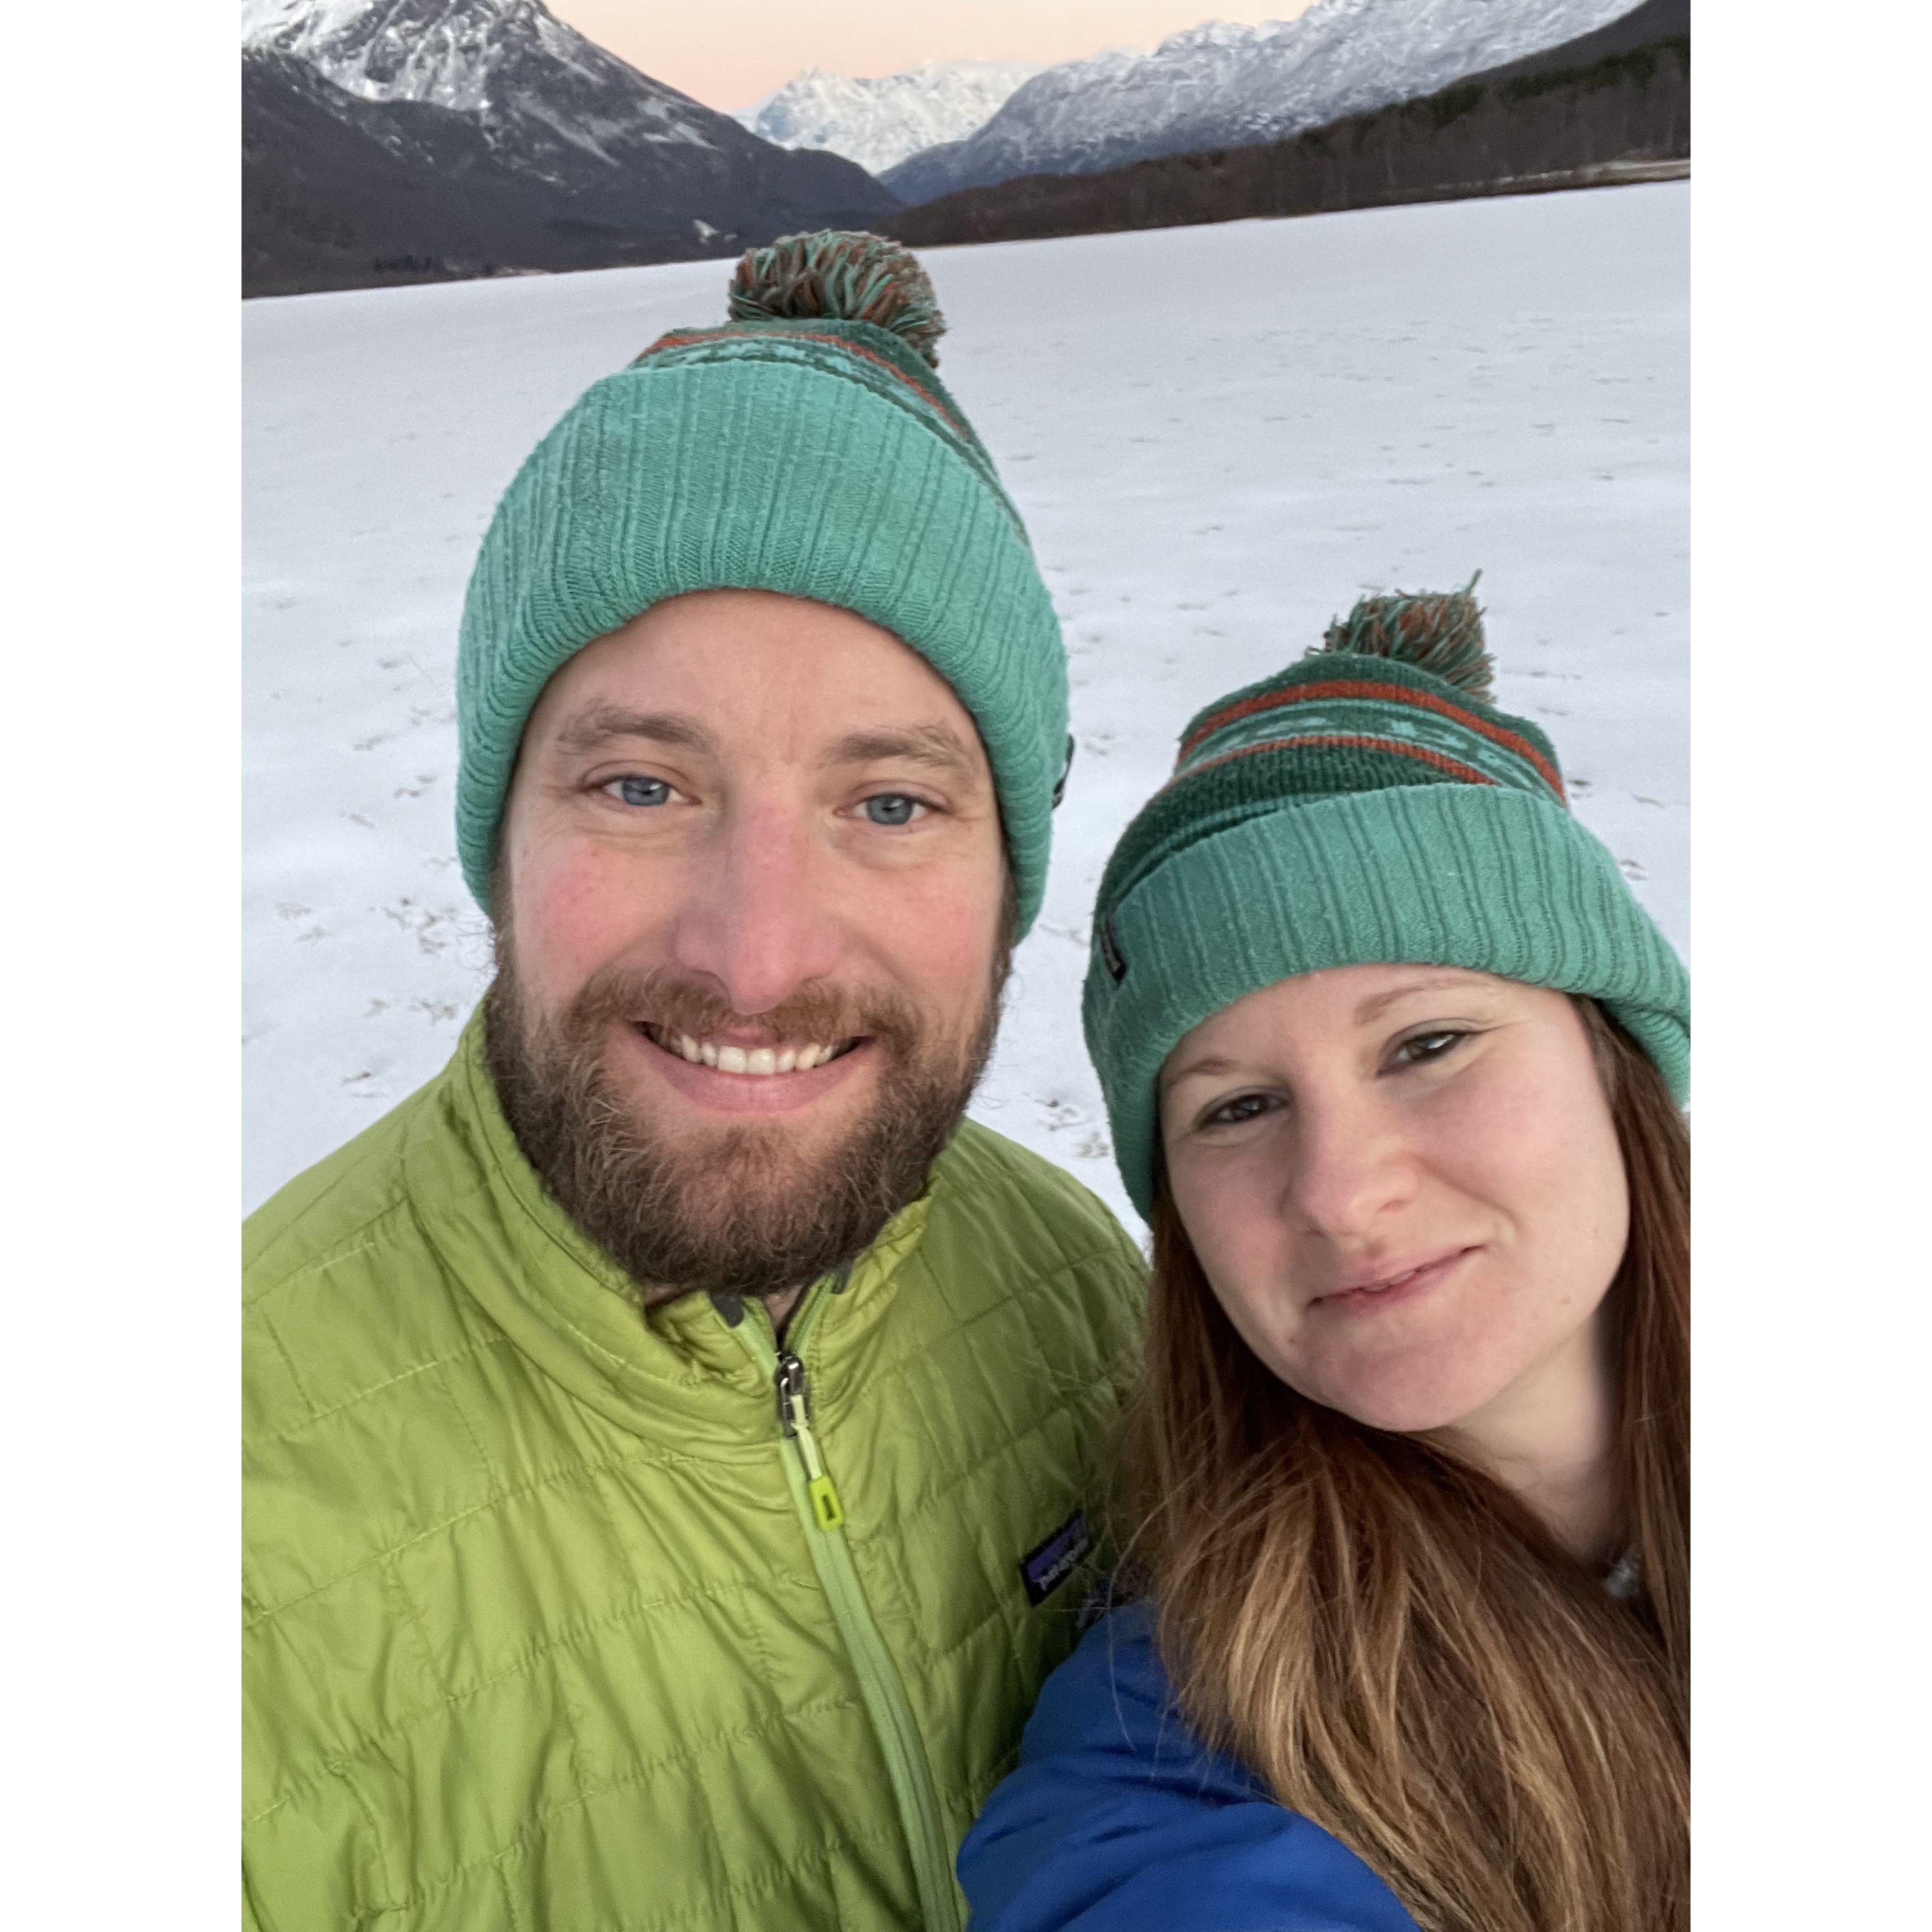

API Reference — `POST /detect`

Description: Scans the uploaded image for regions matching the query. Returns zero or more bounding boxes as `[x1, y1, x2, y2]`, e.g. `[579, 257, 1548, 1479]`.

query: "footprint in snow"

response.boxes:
[1035, 922, 1090, 949]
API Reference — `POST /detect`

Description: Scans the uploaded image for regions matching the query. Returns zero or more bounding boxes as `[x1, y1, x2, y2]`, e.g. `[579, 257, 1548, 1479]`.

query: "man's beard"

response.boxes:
[484, 936, 1007, 1309]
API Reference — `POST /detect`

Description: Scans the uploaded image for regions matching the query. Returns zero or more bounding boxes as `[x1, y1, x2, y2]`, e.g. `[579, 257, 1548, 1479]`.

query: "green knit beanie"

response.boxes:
[1083, 581, 1690, 1219]
[455, 231, 1070, 933]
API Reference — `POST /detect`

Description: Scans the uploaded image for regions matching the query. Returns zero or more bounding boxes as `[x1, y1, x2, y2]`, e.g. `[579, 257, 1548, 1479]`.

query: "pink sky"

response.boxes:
[547, 3, 1316, 112]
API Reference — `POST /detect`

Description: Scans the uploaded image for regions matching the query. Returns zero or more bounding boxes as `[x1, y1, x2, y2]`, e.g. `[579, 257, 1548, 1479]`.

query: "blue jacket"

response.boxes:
[958, 1604, 1421, 1931]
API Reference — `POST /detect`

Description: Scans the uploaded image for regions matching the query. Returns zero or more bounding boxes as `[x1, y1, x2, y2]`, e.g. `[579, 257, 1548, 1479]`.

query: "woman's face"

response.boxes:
[1159, 965, 1629, 1436]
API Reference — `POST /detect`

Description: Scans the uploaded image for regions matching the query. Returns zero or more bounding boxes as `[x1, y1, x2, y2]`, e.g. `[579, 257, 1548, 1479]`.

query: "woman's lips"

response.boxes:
[1313, 1246, 1476, 1314]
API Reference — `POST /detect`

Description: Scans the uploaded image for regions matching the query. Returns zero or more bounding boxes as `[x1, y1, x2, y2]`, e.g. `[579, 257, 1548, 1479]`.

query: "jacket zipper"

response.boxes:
[728, 1293, 963, 1932]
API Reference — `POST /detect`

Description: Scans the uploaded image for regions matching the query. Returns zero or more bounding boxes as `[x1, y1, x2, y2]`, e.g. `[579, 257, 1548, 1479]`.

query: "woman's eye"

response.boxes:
[605, 775, 673, 808]
[1392, 1029, 1467, 1067]
[860, 793, 925, 827]
[1202, 1093, 1277, 1129]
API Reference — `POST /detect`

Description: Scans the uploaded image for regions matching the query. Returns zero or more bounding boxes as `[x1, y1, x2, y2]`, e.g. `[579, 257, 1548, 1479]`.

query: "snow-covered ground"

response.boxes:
[244, 181, 1688, 1229]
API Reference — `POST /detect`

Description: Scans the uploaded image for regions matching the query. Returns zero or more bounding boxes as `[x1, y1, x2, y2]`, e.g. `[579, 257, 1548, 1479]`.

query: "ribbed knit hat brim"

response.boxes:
[1084, 782, 1690, 1219]
[456, 318, 1068, 933]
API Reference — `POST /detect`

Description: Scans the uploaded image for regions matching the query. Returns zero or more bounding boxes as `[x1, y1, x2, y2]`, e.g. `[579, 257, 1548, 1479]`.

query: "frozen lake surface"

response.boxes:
[244, 181, 1689, 1231]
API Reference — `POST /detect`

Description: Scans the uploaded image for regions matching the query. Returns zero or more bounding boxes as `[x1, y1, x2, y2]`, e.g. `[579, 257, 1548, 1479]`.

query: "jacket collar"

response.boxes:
[404, 1009, 934, 1448]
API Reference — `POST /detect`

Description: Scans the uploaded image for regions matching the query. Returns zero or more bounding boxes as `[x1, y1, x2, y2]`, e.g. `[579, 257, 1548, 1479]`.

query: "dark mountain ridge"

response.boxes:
[1477, 0, 1687, 80]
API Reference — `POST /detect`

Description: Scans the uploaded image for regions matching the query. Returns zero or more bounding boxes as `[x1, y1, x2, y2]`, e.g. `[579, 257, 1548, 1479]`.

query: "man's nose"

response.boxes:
[1279, 1087, 1418, 1242]
[665, 803, 845, 1017]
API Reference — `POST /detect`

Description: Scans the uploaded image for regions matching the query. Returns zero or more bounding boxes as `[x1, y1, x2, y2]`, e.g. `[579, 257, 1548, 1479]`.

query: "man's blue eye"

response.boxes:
[862, 794, 922, 827]
[613, 776, 671, 808]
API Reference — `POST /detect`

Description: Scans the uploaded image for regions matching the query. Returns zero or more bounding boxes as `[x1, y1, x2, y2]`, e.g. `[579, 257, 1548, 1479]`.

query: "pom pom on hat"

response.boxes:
[728, 230, 947, 367]
[1313, 571, 1493, 701]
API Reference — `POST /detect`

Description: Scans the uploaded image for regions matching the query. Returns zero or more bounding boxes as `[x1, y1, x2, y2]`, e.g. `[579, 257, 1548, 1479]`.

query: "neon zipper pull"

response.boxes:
[775, 1351, 846, 1531]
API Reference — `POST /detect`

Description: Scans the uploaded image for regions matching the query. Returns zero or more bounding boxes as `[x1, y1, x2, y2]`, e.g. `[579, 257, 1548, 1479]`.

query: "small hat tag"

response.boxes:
[1097, 913, 1126, 982]
[1052, 733, 1076, 808]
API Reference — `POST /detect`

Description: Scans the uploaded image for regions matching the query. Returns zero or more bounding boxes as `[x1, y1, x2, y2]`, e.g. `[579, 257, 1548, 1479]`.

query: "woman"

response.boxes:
[959, 586, 1689, 1932]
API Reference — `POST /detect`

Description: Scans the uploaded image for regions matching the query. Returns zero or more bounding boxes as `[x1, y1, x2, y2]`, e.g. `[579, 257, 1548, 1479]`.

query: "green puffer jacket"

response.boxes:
[243, 1016, 1146, 1932]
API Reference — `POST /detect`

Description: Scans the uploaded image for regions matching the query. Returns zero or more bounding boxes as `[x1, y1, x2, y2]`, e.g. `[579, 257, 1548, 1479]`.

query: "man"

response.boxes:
[243, 232, 1146, 1932]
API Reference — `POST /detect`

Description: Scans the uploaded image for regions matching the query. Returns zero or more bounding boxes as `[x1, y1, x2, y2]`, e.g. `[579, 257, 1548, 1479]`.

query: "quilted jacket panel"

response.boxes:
[243, 1015, 1146, 1932]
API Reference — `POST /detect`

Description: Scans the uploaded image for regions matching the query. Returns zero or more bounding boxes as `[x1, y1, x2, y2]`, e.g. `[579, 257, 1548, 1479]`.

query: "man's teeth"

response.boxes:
[663, 1031, 850, 1075]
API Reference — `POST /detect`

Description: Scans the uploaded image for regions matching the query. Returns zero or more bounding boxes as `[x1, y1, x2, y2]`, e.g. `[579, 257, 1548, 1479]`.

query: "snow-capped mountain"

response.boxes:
[244, 0, 746, 158]
[883, 0, 1651, 204]
[241, 0, 896, 296]
[735, 59, 1044, 178]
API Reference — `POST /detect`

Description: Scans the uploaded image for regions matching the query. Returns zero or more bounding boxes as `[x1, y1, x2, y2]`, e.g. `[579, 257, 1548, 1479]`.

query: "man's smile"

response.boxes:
[638, 1021, 863, 1077]
[625, 1020, 878, 1115]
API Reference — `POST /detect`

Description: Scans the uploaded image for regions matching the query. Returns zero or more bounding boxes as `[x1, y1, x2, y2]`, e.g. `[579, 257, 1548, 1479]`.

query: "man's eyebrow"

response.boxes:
[821, 723, 982, 782]
[549, 705, 716, 760]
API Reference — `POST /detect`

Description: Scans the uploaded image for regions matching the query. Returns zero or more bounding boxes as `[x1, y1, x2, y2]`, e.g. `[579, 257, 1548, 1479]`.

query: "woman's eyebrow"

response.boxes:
[1160, 1053, 1243, 1095]
[1162, 977, 1487, 1094]
[1351, 975, 1482, 1025]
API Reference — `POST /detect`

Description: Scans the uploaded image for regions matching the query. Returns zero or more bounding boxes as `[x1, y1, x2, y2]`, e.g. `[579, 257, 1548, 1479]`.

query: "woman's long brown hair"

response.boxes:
[1122, 1002, 1689, 1932]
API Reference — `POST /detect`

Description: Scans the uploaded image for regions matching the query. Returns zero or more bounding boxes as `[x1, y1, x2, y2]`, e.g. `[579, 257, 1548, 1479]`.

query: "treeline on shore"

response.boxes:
[888, 34, 1689, 253]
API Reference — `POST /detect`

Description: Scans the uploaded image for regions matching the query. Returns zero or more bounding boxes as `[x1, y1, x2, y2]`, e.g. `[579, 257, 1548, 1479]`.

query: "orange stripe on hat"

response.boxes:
[1179, 677, 1565, 801]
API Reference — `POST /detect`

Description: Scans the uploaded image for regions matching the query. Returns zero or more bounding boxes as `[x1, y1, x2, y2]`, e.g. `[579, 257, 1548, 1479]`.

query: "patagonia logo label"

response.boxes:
[1019, 1510, 1092, 1609]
